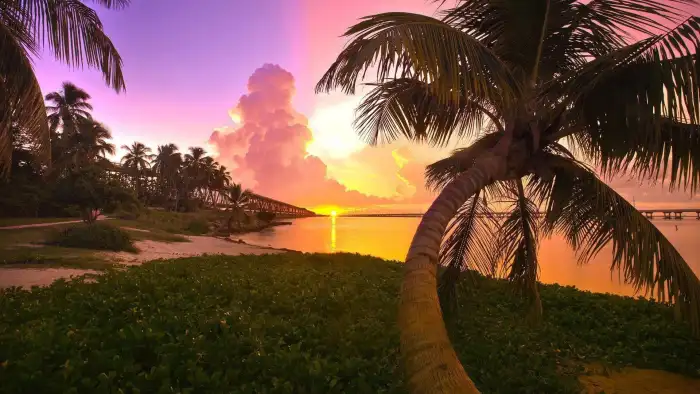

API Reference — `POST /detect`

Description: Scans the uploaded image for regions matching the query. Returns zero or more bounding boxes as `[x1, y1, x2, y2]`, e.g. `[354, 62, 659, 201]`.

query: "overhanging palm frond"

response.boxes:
[85, 0, 130, 9]
[438, 188, 500, 314]
[545, 14, 700, 190]
[356, 78, 501, 146]
[0, 4, 47, 175]
[22, 0, 126, 91]
[425, 132, 502, 192]
[533, 153, 700, 333]
[497, 179, 542, 319]
[315, 12, 519, 105]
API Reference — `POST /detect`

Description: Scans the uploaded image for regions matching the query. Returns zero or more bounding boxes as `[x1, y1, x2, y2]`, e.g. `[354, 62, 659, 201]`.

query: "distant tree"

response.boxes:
[0, 0, 128, 174]
[225, 183, 250, 231]
[60, 120, 115, 170]
[53, 165, 136, 224]
[46, 82, 93, 136]
[256, 211, 276, 223]
[121, 142, 154, 199]
[153, 143, 182, 206]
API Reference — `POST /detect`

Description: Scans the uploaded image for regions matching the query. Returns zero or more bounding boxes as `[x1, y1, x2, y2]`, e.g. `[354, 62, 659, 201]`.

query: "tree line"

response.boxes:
[1, 82, 248, 220]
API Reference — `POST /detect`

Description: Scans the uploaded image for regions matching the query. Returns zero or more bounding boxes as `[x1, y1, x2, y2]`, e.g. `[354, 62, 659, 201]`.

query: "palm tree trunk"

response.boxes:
[400, 152, 506, 394]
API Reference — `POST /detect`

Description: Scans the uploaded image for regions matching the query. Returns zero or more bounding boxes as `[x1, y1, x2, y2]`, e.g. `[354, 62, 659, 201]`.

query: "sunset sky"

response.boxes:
[33, 0, 699, 213]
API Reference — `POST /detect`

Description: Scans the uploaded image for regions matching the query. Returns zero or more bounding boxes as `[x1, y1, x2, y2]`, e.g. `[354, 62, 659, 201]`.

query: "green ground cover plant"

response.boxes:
[0, 254, 698, 393]
[48, 223, 137, 252]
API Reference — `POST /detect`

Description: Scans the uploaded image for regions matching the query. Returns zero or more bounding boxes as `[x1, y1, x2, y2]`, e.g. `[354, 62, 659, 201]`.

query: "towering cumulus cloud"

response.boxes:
[208, 64, 390, 207]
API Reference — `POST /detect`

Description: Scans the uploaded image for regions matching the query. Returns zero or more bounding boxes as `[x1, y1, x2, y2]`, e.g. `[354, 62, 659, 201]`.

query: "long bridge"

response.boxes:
[341, 208, 700, 220]
[244, 193, 316, 218]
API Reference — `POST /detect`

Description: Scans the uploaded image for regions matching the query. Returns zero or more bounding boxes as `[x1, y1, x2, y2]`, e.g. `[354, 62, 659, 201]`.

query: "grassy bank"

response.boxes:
[0, 220, 187, 270]
[1, 253, 698, 393]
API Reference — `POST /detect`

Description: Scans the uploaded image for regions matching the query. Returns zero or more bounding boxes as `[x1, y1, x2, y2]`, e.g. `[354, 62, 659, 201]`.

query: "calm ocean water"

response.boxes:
[237, 216, 700, 297]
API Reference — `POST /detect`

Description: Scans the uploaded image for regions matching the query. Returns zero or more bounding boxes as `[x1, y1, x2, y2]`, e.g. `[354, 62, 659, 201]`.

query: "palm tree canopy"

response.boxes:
[0, 0, 128, 174]
[226, 183, 250, 207]
[318, 0, 700, 333]
[45, 82, 94, 134]
[121, 142, 154, 173]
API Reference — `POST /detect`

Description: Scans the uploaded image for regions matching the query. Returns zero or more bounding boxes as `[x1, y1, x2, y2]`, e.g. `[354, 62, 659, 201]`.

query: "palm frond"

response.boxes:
[533, 152, 700, 333]
[0, 3, 48, 175]
[22, 0, 126, 91]
[315, 12, 519, 105]
[545, 14, 700, 191]
[496, 179, 542, 319]
[425, 132, 502, 191]
[355, 78, 499, 146]
[438, 188, 500, 313]
[85, 0, 130, 9]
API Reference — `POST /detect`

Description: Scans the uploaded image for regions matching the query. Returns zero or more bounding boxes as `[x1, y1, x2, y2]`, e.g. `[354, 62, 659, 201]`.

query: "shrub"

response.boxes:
[256, 211, 276, 223]
[185, 218, 209, 235]
[48, 223, 136, 252]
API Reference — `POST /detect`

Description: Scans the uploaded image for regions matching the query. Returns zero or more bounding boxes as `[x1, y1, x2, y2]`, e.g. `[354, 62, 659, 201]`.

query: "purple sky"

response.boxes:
[34, 0, 309, 153]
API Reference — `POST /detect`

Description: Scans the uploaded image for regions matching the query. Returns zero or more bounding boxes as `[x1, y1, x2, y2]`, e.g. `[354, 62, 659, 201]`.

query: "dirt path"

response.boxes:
[0, 268, 98, 289]
[0, 217, 110, 230]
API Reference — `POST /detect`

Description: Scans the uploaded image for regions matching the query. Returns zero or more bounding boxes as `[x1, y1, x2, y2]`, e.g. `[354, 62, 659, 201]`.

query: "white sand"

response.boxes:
[103, 235, 283, 265]
[0, 268, 98, 289]
[0, 236, 283, 289]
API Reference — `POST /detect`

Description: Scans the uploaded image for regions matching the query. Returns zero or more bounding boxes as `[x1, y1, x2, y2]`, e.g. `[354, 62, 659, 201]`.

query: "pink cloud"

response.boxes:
[208, 64, 394, 208]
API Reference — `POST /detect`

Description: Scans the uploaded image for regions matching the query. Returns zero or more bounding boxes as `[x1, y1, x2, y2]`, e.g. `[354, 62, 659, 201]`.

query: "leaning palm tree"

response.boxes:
[317, 1, 700, 392]
[45, 82, 93, 136]
[224, 183, 250, 231]
[121, 142, 154, 199]
[0, 0, 128, 174]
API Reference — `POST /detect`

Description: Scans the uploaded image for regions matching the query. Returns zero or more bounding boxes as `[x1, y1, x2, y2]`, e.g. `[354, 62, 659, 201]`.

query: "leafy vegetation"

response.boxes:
[0, 253, 698, 393]
[48, 223, 136, 252]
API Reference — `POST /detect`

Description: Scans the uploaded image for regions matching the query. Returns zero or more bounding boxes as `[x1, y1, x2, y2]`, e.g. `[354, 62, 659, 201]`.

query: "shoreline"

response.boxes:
[0, 234, 290, 289]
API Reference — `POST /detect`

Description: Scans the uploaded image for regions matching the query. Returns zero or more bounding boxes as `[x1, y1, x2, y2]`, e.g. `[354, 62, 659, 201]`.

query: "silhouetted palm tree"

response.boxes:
[184, 146, 207, 198]
[61, 120, 115, 169]
[211, 165, 232, 206]
[0, 0, 128, 174]
[121, 142, 154, 199]
[317, 1, 700, 392]
[45, 82, 93, 136]
[153, 143, 182, 202]
[225, 183, 250, 231]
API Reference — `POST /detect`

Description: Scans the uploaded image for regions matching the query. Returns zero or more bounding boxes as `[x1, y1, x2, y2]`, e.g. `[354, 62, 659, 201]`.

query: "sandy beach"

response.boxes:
[0, 236, 284, 289]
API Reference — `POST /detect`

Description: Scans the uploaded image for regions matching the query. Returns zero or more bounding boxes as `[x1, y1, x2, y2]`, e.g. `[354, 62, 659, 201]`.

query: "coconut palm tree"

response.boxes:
[121, 142, 154, 199]
[0, 0, 128, 174]
[60, 119, 115, 169]
[317, 1, 700, 392]
[45, 82, 93, 136]
[153, 143, 182, 202]
[211, 165, 232, 207]
[184, 146, 207, 198]
[225, 183, 250, 231]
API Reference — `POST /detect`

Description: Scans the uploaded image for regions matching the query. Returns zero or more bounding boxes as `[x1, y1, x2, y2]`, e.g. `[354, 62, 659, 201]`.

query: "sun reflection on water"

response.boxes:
[330, 216, 337, 253]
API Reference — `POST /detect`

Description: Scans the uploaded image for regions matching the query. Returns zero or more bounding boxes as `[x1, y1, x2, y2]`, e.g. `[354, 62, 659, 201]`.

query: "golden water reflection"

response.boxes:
[237, 217, 700, 297]
[330, 216, 336, 252]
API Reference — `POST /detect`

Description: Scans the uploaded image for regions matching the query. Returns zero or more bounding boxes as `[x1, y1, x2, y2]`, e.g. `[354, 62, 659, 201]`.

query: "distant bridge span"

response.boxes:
[221, 193, 316, 218]
[341, 208, 700, 220]
[245, 193, 316, 217]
